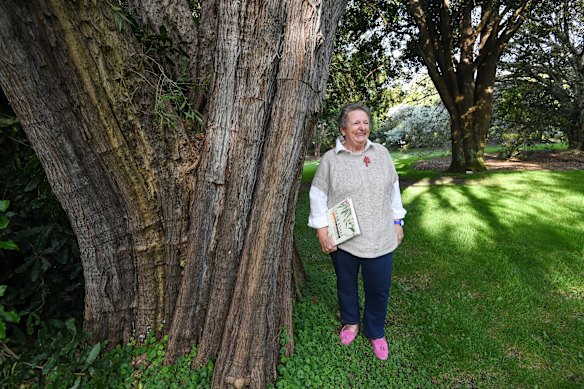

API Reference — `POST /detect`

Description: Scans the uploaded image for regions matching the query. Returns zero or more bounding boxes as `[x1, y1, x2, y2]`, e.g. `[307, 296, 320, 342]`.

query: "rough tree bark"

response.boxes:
[0, 0, 347, 387]
[406, 0, 536, 172]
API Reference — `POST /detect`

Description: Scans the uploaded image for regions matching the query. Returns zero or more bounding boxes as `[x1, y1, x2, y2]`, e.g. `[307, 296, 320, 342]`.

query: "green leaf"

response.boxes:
[71, 377, 81, 389]
[0, 241, 19, 250]
[0, 200, 9, 212]
[0, 308, 19, 323]
[43, 355, 58, 373]
[85, 342, 102, 366]
[65, 318, 77, 335]
[26, 312, 40, 335]
[0, 116, 19, 128]
[0, 215, 8, 229]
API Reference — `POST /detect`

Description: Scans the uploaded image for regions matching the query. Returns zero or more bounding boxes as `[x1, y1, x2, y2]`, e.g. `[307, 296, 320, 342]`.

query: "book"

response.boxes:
[326, 197, 361, 245]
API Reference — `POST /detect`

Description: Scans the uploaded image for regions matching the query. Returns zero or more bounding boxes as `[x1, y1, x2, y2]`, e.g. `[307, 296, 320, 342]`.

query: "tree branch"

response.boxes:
[471, 0, 495, 44]
[407, 0, 457, 109]
[498, 0, 535, 45]
[459, 2, 476, 69]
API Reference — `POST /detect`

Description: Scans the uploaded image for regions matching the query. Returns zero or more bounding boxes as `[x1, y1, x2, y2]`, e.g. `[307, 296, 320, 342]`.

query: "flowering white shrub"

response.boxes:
[377, 103, 450, 149]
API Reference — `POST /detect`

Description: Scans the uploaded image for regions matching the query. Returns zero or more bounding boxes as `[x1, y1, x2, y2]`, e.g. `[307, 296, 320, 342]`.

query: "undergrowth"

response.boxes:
[2, 328, 213, 388]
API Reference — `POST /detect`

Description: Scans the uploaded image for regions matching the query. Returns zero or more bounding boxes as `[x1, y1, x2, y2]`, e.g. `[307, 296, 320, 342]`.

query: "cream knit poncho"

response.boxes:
[311, 141, 399, 258]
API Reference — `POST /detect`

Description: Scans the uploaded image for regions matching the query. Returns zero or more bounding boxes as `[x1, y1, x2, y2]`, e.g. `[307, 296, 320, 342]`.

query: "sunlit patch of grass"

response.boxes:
[393, 170, 584, 387]
[302, 160, 320, 184]
[484, 142, 568, 154]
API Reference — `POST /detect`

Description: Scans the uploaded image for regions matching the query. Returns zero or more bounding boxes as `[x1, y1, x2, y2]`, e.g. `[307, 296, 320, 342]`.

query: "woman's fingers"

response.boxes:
[321, 238, 336, 253]
[394, 224, 404, 245]
[316, 228, 337, 253]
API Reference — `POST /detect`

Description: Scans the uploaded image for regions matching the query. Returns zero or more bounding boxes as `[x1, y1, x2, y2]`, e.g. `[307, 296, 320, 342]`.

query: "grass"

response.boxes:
[484, 142, 569, 154]
[8, 149, 580, 388]
[281, 154, 584, 388]
[304, 149, 448, 184]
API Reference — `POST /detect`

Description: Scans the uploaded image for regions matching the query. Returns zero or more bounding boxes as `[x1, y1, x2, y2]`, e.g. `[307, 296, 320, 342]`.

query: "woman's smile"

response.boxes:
[341, 110, 370, 154]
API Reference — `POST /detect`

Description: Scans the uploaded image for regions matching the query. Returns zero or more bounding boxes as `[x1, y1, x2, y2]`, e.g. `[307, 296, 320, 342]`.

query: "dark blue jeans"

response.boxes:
[331, 248, 393, 339]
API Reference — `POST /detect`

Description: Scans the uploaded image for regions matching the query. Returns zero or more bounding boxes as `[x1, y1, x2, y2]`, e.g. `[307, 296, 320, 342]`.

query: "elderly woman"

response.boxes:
[308, 102, 406, 361]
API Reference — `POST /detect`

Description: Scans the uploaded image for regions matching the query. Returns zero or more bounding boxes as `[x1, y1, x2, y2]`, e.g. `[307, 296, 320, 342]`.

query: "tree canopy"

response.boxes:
[498, 0, 584, 151]
[321, 0, 540, 171]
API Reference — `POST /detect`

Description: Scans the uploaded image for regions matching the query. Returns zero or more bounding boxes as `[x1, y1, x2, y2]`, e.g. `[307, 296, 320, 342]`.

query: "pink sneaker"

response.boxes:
[339, 325, 358, 346]
[370, 338, 388, 360]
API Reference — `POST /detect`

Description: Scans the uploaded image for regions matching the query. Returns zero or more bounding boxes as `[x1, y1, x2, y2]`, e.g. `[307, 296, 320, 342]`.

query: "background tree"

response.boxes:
[377, 102, 450, 149]
[497, 0, 584, 151]
[490, 84, 568, 158]
[404, 0, 538, 171]
[312, 0, 402, 154]
[0, 0, 348, 387]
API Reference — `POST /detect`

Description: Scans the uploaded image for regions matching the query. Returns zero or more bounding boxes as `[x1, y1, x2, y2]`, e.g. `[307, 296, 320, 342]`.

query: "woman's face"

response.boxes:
[341, 109, 370, 152]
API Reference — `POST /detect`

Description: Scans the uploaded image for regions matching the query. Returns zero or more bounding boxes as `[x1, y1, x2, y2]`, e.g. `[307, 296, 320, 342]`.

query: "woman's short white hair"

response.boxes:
[338, 103, 371, 129]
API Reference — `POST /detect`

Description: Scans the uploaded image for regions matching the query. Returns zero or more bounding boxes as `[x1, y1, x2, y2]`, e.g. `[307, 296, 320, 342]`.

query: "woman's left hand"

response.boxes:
[316, 227, 337, 254]
[394, 224, 404, 245]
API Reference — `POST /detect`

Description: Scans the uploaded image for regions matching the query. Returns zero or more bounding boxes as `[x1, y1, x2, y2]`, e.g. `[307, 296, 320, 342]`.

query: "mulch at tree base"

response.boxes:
[413, 150, 584, 172]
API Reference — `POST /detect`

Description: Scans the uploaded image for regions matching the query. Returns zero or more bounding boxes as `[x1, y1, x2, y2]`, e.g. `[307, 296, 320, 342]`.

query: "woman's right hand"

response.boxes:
[317, 227, 337, 254]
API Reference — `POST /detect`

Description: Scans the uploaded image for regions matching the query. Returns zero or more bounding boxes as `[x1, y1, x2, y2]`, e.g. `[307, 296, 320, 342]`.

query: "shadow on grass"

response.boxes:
[394, 170, 584, 387]
[290, 169, 584, 388]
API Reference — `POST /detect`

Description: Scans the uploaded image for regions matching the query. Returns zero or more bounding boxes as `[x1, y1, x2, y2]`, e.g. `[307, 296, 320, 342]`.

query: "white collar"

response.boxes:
[334, 136, 373, 155]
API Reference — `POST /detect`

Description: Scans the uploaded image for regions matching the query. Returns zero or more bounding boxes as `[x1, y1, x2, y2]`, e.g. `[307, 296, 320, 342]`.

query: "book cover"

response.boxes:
[326, 197, 361, 245]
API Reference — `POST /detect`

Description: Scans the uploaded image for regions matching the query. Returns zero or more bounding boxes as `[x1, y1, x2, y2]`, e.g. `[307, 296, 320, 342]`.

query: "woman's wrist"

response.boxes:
[316, 227, 329, 238]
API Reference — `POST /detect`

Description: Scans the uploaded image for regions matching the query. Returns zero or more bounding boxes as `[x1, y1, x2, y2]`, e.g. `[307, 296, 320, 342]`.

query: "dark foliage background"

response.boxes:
[0, 89, 83, 342]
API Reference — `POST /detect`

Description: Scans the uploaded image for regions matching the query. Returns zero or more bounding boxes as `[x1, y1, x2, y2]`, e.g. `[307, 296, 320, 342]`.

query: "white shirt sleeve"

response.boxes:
[392, 180, 407, 220]
[308, 185, 329, 229]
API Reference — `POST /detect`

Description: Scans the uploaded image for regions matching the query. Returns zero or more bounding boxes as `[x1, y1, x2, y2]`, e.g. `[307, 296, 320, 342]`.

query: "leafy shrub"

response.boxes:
[0, 286, 20, 342]
[1, 318, 102, 387]
[1, 323, 214, 388]
[0, 112, 83, 331]
[0, 104, 85, 385]
[0, 200, 21, 341]
[377, 103, 450, 150]
[0, 200, 18, 252]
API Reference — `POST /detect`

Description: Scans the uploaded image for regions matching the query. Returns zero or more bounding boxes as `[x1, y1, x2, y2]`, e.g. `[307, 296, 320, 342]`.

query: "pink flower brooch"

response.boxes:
[364, 156, 371, 167]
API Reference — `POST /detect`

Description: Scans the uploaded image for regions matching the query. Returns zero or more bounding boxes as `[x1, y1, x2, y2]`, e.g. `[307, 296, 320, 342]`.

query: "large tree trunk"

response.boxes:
[0, 0, 347, 387]
[0, 1, 178, 344]
[445, 46, 499, 172]
[438, 77, 492, 172]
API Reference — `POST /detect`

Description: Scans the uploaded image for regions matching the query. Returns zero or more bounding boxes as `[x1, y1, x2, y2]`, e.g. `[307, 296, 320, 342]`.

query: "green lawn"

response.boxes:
[279, 160, 584, 388]
[10, 150, 581, 388]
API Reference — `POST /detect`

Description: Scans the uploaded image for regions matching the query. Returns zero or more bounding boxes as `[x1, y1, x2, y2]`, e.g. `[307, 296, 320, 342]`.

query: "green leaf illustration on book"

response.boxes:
[326, 198, 361, 245]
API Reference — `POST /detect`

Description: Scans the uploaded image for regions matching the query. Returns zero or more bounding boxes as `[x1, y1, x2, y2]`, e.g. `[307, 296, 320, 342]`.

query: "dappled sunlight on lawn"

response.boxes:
[292, 167, 584, 388]
[396, 170, 584, 387]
